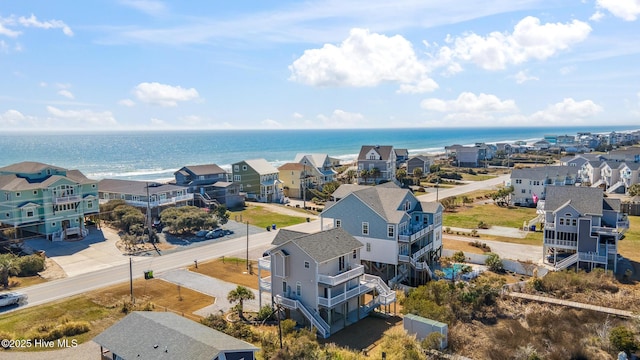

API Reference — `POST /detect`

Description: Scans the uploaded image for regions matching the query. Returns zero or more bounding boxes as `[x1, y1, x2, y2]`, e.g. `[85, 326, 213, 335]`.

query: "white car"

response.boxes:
[0, 292, 27, 307]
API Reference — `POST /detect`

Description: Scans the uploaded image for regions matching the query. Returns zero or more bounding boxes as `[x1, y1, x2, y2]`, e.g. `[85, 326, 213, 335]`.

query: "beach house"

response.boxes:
[320, 183, 443, 286]
[356, 145, 397, 185]
[406, 155, 433, 177]
[509, 166, 580, 206]
[257, 228, 395, 338]
[542, 186, 629, 273]
[293, 153, 338, 188]
[98, 179, 193, 219]
[94, 311, 259, 360]
[0, 161, 98, 241]
[231, 159, 283, 203]
[173, 164, 243, 208]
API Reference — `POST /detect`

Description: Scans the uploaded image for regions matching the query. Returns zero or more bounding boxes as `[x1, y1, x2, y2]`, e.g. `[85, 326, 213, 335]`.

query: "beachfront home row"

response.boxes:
[257, 228, 396, 338]
[563, 149, 640, 194]
[509, 166, 580, 206]
[321, 183, 443, 287]
[541, 186, 629, 273]
[0, 162, 98, 241]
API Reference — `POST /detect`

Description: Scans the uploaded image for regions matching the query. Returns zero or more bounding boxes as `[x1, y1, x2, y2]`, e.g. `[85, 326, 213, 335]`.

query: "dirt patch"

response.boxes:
[320, 315, 403, 353]
[188, 257, 266, 290]
[443, 238, 487, 254]
[38, 257, 67, 280]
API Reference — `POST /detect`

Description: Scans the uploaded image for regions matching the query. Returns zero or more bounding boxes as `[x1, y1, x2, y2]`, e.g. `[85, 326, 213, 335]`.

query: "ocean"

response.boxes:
[0, 126, 636, 181]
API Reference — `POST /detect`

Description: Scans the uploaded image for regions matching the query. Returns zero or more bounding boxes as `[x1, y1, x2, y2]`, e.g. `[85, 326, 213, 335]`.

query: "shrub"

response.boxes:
[281, 318, 297, 336]
[256, 305, 275, 321]
[17, 254, 46, 276]
[452, 251, 466, 263]
[609, 326, 638, 354]
[201, 314, 227, 332]
[60, 321, 90, 336]
[485, 253, 504, 273]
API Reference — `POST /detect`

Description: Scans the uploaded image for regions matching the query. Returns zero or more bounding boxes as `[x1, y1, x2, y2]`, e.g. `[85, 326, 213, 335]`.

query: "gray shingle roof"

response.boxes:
[242, 159, 279, 175]
[510, 166, 578, 181]
[329, 184, 370, 201]
[98, 179, 185, 196]
[278, 227, 363, 263]
[543, 186, 604, 216]
[0, 161, 65, 174]
[351, 185, 410, 224]
[93, 312, 257, 360]
[179, 164, 226, 176]
[272, 229, 307, 246]
[357, 145, 394, 161]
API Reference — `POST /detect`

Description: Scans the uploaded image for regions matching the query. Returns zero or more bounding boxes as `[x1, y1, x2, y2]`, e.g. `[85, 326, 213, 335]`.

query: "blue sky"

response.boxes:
[1, 0, 639, 131]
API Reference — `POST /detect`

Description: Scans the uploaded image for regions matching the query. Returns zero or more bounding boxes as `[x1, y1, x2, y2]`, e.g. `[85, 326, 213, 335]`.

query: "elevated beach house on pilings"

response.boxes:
[542, 186, 629, 273]
[98, 179, 193, 219]
[320, 183, 443, 287]
[173, 164, 243, 209]
[357, 145, 397, 185]
[0, 162, 98, 241]
[231, 159, 283, 203]
[257, 228, 396, 338]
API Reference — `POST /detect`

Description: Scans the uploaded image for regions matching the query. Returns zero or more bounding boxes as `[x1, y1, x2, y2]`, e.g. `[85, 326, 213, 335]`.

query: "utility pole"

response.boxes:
[436, 180, 439, 202]
[302, 160, 307, 210]
[246, 221, 249, 272]
[129, 257, 134, 304]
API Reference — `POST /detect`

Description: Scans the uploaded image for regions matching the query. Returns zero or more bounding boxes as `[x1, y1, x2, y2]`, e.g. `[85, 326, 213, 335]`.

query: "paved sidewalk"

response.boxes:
[156, 268, 269, 317]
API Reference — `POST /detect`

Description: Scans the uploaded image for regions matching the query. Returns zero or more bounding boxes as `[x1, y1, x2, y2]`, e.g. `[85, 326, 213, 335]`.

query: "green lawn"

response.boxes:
[460, 173, 497, 181]
[443, 203, 537, 229]
[619, 215, 640, 262]
[229, 204, 308, 229]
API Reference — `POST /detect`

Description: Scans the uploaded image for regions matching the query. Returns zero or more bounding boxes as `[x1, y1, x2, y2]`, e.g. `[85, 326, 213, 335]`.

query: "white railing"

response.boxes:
[578, 252, 607, 264]
[258, 256, 271, 270]
[126, 194, 194, 208]
[593, 226, 617, 235]
[617, 219, 630, 230]
[398, 224, 433, 243]
[363, 274, 395, 305]
[53, 195, 81, 204]
[317, 283, 371, 308]
[544, 238, 577, 248]
[317, 265, 364, 286]
[398, 254, 410, 263]
[411, 244, 432, 262]
[274, 295, 330, 338]
[554, 253, 579, 271]
[607, 244, 617, 254]
[545, 223, 556, 230]
[259, 277, 271, 292]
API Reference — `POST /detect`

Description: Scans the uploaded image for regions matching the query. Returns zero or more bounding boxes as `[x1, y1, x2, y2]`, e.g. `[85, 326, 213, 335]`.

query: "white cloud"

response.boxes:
[589, 11, 605, 22]
[18, 14, 73, 36]
[133, 82, 200, 107]
[46, 106, 117, 125]
[0, 20, 21, 37]
[514, 70, 539, 84]
[530, 98, 603, 124]
[596, 0, 640, 21]
[289, 28, 437, 93]
[119, 0, 168, 16]
[434, 16, 591, 71]
[150, 118, 166, 126]
[559, 66, 575, 75]
[118, 99, 136, 107]
[292, 112, 304, 119]
[316, 109, 364, 128]
[57, 90, 74, 99]
[421, 92, 517, 113]
[0, 109, 28, 126]
[262, 119, 283, 128]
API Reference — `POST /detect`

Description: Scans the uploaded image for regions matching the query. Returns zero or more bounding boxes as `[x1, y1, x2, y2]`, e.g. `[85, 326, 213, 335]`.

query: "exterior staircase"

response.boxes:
[591, 179, 604, 188]
[194, 192, 220, 208]
[523, 213, 544, 231]
[606, 181, 625, 194]
[553, 253, 579, 271]
[363, 274, 396, 305]
[274, 295, 331, 338]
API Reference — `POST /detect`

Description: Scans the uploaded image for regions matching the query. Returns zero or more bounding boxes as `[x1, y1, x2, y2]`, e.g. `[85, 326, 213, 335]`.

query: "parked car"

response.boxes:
[0, 292, 27, 307]
[206, 228, 225, 239]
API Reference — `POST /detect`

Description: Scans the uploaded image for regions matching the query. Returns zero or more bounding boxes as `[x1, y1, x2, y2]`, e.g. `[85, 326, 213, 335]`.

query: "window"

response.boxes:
[521, 189, 526, 193]
[339, 256, 345, 271]
[26, 210, 34, 217]
[92, 184, 96, 188]
[233, 175, 241, 182]
[5, 213, 10, 218]
[572, 219, 577, 226]
[362, 222, 369, 235]
[366, 243, 371, 252]
[52, 222, 56, 226]
[352, 249, 357, 259]
[242, 165, 247, 171]
[304, 261, 309, 269]
[87, 201, 93, 209]
[33, 190, 38, 195]
[296, 282, 301, 297]
[16, 192, 20, 197]
[282, 281, 287, 293]
[559, 218, 564, 225]
[515, 179, 522, 184]
[387, 225, 394, 238]
[335, 219, 341, 228]
[234, 165, 239, 172]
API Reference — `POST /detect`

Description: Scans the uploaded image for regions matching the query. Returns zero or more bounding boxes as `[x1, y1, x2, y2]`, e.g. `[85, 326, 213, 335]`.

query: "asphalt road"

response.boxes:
[417, 174, 509, 202]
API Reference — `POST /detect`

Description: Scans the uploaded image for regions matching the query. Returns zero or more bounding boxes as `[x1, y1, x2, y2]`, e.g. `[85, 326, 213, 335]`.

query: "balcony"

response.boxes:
[317, 265, 364, 286]
[53, 195, 81, 205]
[578, 252, 607, 264]
[544, 238, 577, 248]
[592, 226, 618, 236]
[317, 283, 372, 308]
[398, 224, 433, 243]
[258, 256, 271, 270]
[398, 254, 410, 263]
[545, 222, 556, 230]
[259, 276, 271, 292]
[126, 194, 194, 208]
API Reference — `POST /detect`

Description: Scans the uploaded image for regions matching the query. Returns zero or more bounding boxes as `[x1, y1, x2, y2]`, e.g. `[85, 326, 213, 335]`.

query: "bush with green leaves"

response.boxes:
[485, 253, 504, 273]
[17, 254, 45, 276]
[609, 326, 638, 354]
[452, 251, 466, 263]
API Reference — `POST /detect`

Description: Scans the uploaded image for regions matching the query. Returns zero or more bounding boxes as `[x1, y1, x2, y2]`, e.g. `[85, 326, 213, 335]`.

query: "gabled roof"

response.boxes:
[358, 145, 394, 161]
[408, 155, 430, 163]
[395, 148, 409, 157]
[241, 159, 279, 175]
[272, 229, 308, 246]
[330, 184, 370, 200]
[294, 154, 330, 168]
[66, 169, 97, 184]
[178, 164, 227, 176]
[93, 312, 258, 360]
[278, 163, 305, 171]
[0, 174, 83, 191]
[98, 179, 185, 196]
[510, 166, 579, 181]
[0, 161, 65, 174]
[275, 228, 362, 263]
[543, 186, 604, 216]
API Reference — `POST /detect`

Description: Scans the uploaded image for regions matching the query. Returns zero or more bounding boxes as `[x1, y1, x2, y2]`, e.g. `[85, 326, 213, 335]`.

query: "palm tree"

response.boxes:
[344, 169, 357, 184]
[396, 168, 407, 184]
[359, 169, 369, 184]
[227, 285, 255, 319]
[370, 167, 381, 184]
[0, 253, 20, 289]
